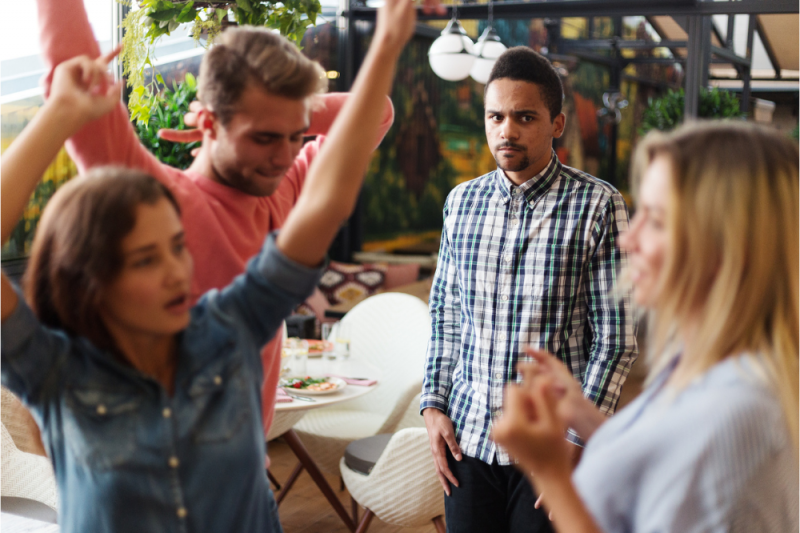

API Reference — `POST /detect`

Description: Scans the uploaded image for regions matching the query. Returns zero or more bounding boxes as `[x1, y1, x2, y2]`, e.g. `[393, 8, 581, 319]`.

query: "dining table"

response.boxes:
[268, 357, 382, 532]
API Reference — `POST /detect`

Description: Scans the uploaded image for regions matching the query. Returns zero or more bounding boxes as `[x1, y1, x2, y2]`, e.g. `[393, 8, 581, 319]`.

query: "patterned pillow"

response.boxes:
[318, 262, 386, 305]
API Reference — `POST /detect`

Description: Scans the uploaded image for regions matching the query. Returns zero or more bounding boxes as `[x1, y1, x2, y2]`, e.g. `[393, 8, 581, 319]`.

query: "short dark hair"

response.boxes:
[485, 47, 564, 121]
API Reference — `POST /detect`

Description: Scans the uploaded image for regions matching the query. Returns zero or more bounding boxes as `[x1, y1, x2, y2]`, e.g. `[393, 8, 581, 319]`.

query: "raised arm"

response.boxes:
[2, 54, 121, 320]
[37, 0, 163, 176]
[582, 194, 638, 417]
[274, 0, 415, 267]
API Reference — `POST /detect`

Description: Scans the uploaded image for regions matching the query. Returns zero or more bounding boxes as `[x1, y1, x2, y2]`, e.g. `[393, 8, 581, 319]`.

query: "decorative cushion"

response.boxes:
[318, 262, 385, 305]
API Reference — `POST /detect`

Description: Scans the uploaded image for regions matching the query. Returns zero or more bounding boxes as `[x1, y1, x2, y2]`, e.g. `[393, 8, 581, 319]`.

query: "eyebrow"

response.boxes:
[125, 231, 185, 257]
[485, 109, 540, 116]
[252, 126, 310, 139]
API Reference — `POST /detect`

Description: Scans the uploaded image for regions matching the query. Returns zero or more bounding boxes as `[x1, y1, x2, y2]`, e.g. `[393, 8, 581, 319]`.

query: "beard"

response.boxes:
[493, 142, 531, 172]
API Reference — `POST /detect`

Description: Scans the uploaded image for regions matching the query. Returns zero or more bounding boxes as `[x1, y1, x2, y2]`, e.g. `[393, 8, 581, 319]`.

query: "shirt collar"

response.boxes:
[493, 151, 561, 208]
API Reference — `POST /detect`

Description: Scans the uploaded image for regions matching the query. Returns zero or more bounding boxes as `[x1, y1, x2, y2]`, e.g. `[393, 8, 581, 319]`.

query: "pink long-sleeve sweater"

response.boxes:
[37, 0, 393, 443]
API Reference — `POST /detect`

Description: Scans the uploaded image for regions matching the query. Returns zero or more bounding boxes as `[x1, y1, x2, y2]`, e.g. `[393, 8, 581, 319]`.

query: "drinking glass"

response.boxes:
[285, 338, 309, 376]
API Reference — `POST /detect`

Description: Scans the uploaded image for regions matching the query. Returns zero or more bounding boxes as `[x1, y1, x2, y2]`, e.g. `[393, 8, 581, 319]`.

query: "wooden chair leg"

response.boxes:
[340, 476, 345, 491]
[351, 496, 359, 523]
[355, 509, 375, 533]
[266, 469, 282, 491]
[275, 462, 304, 506]
[432, 515, 446, 533]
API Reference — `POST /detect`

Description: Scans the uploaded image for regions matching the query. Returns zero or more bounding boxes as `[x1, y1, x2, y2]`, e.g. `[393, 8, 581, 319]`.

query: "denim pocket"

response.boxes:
[64, 387, 141, 470]
[188, 356, 251, 444]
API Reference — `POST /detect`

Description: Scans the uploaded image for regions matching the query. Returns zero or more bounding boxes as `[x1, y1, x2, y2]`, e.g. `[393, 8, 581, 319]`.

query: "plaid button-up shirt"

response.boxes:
[421, 152, 638, 464]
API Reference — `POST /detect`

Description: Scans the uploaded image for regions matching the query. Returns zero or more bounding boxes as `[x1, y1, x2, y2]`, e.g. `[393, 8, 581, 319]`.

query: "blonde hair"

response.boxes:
[198, 26, 327, 124]
[631, 121, 799, 447]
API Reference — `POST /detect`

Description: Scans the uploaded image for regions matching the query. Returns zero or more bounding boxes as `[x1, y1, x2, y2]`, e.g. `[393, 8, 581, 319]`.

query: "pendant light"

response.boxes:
[469, 1, 506, 84]
[428, 3, 475, 82]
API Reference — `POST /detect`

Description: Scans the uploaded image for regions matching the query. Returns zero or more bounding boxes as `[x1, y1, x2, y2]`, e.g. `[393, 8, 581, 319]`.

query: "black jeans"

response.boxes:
[444, 449, 554, 533]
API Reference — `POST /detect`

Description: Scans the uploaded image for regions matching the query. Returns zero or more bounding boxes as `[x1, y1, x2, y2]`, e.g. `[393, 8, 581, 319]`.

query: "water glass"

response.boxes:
[286, 338, 309, 376]
[334, 322, 352, 359]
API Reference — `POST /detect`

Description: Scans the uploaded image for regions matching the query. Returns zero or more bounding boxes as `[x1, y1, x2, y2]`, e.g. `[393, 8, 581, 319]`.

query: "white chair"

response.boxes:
[1, 388, 58, 512]
[340, 428, 445, 532]
[292, 293, 430, 475]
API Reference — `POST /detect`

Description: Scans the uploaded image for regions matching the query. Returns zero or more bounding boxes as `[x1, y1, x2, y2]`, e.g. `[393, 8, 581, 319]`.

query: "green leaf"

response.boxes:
[149, 7, 182, 21]
[184, 72, 196, 90]
[156, 73, 165, 86]
[236, 0, 253, 12]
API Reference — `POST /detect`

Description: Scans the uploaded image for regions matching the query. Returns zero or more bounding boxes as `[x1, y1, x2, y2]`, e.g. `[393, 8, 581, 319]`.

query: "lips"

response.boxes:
[165, 293, 191, 315]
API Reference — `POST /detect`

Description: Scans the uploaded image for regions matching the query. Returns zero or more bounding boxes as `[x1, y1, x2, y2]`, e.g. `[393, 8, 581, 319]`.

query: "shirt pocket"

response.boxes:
[64, 387, 141, 471]
[188, 356, 251, 444]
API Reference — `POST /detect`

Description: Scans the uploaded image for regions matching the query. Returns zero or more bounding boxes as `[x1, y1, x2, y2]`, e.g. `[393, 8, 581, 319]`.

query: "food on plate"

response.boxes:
[282, 376, 338, 391]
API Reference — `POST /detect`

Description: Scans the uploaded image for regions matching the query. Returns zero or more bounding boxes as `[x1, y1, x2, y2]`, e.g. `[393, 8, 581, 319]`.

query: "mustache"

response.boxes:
[495, 142, 525, 151]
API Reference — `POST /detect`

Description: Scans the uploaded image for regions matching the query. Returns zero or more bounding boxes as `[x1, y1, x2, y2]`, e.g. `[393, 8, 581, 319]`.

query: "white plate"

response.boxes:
[280, 376, 347, 395]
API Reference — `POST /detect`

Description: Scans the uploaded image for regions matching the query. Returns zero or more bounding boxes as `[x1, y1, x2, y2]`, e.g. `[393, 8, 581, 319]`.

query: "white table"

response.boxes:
[268, 358, 381, 532]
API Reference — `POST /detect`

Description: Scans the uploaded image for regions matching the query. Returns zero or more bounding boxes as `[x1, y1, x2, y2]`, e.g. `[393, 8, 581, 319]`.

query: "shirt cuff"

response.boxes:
[420, 392, 449, 415]
[252, 231, 327, 300]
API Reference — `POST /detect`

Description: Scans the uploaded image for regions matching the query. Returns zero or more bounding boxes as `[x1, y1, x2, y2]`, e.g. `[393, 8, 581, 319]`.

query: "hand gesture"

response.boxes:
[491, 377, 572, 480]
[422, 408, 462, 496]
[48, 47, 122, 125]
[157, 100, 204, 155]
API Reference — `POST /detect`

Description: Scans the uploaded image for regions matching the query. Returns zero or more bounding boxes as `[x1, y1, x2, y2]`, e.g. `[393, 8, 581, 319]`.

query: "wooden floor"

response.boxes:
[269, 439, 441, 533]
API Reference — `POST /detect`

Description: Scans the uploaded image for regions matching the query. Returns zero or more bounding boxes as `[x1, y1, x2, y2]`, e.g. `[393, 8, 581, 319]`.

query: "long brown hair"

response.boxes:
[631, 121, 799, 447]
[25, 167, 181, 351]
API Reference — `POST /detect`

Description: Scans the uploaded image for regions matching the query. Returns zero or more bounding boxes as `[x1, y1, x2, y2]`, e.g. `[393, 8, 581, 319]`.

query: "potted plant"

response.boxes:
[640, 87, 745, 134]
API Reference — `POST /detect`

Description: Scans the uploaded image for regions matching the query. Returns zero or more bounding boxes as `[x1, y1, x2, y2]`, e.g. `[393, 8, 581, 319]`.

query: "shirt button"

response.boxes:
[162, 408, 172, 418]
[498, 332, 506, 341]
[177, 507, 187, 519]
[504, 255, 512, 263]
[213, 375, 223, 386]
[169, 456, 180, 468]
[502, 294, 509, 301]
[96, 404, 107, 415]
[511, 218, 519, 226]
[495, 372, 503, 379]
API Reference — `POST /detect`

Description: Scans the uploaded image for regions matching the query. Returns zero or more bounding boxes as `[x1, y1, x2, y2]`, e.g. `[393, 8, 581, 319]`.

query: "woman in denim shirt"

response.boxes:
[0, 1, 421, 530]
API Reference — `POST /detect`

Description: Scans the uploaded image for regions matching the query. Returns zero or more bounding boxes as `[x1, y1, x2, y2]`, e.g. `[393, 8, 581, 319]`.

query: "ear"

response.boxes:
[198, 108, 220, 141]
[551, 112, 566, 139]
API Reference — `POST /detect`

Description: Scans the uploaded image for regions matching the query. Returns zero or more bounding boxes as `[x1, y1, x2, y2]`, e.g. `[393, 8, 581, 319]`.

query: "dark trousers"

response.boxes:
[444, 449, 555, 533]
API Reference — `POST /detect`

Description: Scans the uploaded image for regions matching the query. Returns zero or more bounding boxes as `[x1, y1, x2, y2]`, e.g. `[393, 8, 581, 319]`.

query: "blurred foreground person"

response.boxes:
[0, 0, 419, 529]
[493, 121, 799, 533]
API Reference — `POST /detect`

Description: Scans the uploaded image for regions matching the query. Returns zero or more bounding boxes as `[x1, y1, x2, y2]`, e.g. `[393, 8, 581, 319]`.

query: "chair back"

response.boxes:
[339, 293, 430, 432]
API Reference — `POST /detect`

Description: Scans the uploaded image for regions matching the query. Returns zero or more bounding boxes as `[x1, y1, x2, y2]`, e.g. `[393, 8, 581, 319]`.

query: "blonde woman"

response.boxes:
[492, 121, 799, 533]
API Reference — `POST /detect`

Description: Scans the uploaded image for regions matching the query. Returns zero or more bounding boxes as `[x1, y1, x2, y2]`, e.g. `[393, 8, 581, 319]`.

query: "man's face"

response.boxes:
[485, 78, 565, 182]
[209, 84, 310, 197]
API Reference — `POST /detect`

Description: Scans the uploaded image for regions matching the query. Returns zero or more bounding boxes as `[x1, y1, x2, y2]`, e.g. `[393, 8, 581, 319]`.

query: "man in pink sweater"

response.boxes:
[37, 0, 393, 441]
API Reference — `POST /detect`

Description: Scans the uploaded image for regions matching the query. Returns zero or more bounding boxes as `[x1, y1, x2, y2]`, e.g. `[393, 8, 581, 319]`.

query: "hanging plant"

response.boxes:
[120, 0, 321, 123]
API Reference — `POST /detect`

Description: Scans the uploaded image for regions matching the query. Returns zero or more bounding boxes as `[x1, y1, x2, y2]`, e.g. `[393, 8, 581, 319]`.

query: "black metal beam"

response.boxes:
[346, 0, 799, 21]
[711, 45, 751, 67]
[741, 14, 756, 113]
[559, 39, 687, 50]
[755, 17, 782, 78]
[685, 15, 711, 118]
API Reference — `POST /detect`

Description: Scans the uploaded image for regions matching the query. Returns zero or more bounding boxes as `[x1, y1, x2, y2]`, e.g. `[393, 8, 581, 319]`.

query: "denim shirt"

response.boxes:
[1, 232, 323, 533]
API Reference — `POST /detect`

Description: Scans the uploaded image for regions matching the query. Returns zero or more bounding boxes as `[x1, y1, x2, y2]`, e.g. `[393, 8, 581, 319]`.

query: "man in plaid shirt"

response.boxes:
[421, 47, 638, 533]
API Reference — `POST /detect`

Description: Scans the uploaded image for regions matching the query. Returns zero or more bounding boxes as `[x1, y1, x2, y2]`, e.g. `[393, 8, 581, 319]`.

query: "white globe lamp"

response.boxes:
[428, 18, 475, 82]
[470, 26, 507, 84]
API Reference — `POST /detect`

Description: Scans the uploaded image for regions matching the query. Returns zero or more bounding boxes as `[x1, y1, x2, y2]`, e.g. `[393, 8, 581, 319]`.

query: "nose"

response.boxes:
[165, 251, 191, 287]
[270, 138, 295, 169]
[500, 118, 519, 141]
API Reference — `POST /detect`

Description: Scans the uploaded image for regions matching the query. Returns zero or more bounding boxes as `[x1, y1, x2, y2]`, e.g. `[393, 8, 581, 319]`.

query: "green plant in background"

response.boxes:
[791, 123, 799, 141]
[135, 73, 200, 170]
[640, 87, 745, 134]
[121, 0, 321, 123]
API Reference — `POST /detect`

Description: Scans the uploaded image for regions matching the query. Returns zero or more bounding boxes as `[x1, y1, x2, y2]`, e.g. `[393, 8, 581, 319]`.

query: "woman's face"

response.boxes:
[99, 198, 194, 340]
[620, 154, 672, 308]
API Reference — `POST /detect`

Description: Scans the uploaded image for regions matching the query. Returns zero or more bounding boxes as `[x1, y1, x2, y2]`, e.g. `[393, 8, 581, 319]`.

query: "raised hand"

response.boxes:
[157, 100, 204, 152]
[521, 348, 607, 441]
[48, 47, 122, 126]
[492, 377, 572, 479]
